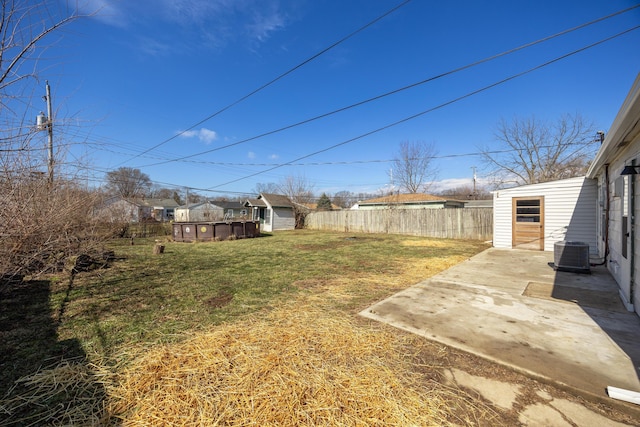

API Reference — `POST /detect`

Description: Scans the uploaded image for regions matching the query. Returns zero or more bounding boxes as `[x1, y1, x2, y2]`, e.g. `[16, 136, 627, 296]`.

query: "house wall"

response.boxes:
[153, 207, 174, 222]
[493, 177, 598, 253]
[271, 207, 295, 231]
[175, 208, 189, 222]
[175, 204, 224, 222]
[100, 199, 139, 222]
[596, 141, 640, 312]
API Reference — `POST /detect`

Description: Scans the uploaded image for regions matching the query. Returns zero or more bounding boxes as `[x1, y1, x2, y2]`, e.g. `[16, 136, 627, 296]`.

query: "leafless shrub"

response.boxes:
[0, 171, 114, 279]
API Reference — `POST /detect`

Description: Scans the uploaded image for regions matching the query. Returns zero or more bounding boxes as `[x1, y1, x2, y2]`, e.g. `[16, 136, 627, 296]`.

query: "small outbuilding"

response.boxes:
[244, 193, 295, 232]
[97, 197, 178, 222]
[492, 176, 597, 253]
[175, 201, 224, 222]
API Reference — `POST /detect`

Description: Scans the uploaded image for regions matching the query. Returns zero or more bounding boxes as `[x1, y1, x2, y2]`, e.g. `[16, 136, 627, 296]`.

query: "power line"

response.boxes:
[117, 0, 413, 166]
[207, 25, 640, 190]
[134, 3, 640, 169]
[149, 142, 593, 167]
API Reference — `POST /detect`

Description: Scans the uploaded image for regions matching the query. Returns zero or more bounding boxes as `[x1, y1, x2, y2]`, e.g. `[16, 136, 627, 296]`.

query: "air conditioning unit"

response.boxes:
[554, 241, 590, 273]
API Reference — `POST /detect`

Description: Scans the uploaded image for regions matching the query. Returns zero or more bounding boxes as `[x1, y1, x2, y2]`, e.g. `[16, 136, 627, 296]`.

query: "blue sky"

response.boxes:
[39, 0, 640, 198]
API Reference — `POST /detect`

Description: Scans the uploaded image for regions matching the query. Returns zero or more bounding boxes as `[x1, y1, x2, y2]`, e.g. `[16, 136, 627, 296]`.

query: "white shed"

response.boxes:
[493, 176, 597, 253]
[174, 201, 224, 222]
[244, 193, 295, 232]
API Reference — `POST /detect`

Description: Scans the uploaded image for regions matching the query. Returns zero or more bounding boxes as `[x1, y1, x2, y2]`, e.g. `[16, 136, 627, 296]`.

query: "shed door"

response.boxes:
[512, 197, 544, 250]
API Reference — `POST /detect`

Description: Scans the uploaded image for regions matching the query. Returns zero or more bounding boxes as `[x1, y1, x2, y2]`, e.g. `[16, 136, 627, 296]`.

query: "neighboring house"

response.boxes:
[175, 201, 224, 222]
[355, 193, 465, 210]
[464, 199, 493, 208]
[98, 197, 178, 222]
[175, 200, 247, 222]
[244, 193, 295, 232]
[216, 201, 247, 219]
[586, 72, 640, 314]
[492, 176, 597, 253]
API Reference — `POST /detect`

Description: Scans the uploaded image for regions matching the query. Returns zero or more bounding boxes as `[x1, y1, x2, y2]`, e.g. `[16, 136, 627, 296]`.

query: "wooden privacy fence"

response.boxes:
[305, 208, 493, 241]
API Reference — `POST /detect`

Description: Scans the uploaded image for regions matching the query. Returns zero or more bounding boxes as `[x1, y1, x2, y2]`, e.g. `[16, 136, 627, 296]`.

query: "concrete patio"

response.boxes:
[360, 248, 640, 419]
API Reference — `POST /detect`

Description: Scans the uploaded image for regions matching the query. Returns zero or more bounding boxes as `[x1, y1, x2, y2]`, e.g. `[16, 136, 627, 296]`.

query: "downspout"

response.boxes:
[630, 159, 636, 308]
[592, 164, 610, 266]
[605, 164, 611, 262]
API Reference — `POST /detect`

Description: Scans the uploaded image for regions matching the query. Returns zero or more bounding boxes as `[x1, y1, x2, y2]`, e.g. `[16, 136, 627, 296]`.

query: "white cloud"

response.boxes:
[248, 151, 256, 159]
[246, 5, 286, 42]
[268, 154, 279, 160]
[198, 128, 218, 144]
[135, 36, 177, 56]
[180, 130, 197, 138]
[179, 128, 218, 144]
[80, 0, 127, 26]
[91, 0, 292, 52]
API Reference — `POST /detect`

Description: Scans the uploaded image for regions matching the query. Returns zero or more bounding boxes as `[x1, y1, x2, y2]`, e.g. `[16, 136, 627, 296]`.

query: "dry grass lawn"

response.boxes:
[4, 230, 631, 426]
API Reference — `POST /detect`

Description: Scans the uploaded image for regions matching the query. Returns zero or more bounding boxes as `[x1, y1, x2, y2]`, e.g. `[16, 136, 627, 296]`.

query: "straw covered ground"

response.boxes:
[107, 302, 452, 426]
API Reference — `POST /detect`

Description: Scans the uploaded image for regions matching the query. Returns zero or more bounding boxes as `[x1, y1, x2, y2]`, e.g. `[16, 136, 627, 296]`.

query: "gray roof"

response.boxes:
[213, 200, 244, 210]
[260, 193, 294, 208]
[176, 201, 221, 210]
[245, 198, 267, 208]
[126, 198, 180, 208]
[464, 200, 493, 208]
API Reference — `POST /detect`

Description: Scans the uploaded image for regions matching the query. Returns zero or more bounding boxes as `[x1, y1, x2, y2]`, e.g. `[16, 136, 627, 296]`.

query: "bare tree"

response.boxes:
[278, 174, 315, 205]
[438, 185, 491, 200]
[1, 1, 90, 172]
[276, 174, 314, 228]
[0, 2, 109, 280]
[332, 190, 356, 208]
[149, 186, 174, 199]
[254, 182, 281, 195]
[105, 167, 152, 198]
[392, 141, 439, 193]
[481, 113, 599, 186]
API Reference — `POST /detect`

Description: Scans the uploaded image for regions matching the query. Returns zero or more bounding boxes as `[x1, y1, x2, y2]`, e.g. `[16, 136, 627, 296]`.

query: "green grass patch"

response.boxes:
[2, 230, 488, 388]
[0, 230, 488, 425]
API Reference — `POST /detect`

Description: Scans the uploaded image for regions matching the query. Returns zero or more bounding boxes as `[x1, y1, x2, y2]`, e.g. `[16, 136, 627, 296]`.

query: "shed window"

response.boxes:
[515, 199, 541, 223]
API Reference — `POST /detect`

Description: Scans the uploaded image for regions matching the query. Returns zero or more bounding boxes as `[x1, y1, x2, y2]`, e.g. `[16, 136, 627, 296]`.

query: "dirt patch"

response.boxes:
[205, 291, 233, 308]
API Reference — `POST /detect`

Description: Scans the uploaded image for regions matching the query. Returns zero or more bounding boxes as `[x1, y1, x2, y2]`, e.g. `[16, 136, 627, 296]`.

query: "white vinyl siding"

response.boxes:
[601, 148, 640, 311]
[493, 177, 598, 253]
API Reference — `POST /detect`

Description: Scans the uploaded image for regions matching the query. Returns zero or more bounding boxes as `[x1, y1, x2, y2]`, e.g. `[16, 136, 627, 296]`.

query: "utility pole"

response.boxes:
[471, 166, 477, 200]
[185, 187, 190, 221]
[44, 81, 54, 185]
